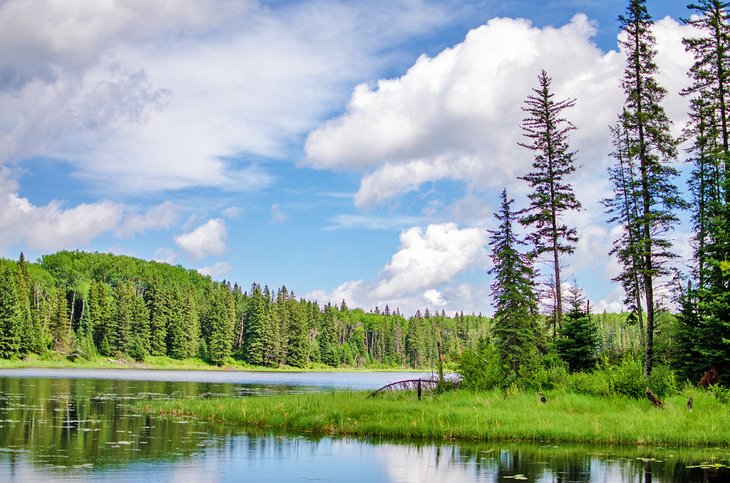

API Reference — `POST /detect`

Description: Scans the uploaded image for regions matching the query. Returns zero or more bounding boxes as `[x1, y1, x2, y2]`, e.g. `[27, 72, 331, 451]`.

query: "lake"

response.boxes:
[0, 368, 727, 482]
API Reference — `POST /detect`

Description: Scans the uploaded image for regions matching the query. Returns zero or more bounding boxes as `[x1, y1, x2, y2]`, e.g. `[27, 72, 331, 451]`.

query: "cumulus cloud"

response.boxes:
[0, 168, 123, 254]
[174, 218, 227, 260]
[308, 223, 489, 314]
[375, 223, 487, 298]
[305, 14, 694, 208]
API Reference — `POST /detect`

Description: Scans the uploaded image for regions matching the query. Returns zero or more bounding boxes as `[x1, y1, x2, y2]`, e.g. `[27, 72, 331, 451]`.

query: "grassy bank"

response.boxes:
[0, 355, 425, 372]
[142, 388, 730, 447]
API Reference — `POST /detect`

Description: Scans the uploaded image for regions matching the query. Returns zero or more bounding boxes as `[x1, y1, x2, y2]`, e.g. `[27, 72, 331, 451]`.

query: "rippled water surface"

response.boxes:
[0, 369, 727, 482]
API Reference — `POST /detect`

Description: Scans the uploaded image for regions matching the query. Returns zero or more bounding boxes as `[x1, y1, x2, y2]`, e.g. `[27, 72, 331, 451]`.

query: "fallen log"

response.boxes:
[368, 378, 440, 398]
[646, 387, 664, 408]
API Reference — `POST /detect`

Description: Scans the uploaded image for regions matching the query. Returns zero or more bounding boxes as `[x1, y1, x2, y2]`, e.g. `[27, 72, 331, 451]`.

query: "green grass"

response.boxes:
[141, 388, 730, 447]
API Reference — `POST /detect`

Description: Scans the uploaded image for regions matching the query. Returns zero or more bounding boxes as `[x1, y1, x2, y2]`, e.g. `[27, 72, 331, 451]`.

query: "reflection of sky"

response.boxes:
[2, 435, 730, 482]
[0, 368, 433, 390]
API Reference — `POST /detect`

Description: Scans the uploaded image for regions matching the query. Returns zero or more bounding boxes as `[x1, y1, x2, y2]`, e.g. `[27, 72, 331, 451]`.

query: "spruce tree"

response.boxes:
[603, 115, 646, 341]
[15, 254, 33, 355]
[243, 283, 266, 365]
[617, 0, 683, 376]
[207, 285, 233, 366]
[518, 70, 581, 336]
[489, 189, 541, 382]
[0, 262, 21, 358]
[555, 282, 598, 372]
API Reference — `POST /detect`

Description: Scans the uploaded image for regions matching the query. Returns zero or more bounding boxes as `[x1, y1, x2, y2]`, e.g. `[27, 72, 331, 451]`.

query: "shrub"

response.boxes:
[647, 365, 678, 398]
[609, 356, 645, 398]
[457, 338, 501, 390]
[567, 371, 611, 397]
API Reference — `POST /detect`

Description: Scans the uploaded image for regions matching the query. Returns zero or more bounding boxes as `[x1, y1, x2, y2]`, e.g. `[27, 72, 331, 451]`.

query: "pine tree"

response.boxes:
[52, 287, 72, 353]
[286, 294, 309, 368]
[683, 0, 730, 177]
[319, 304, 340, 366]
[603, 115, 645, 341]
[146, 276, 169, 356]
[15, 254, 33, 354]
[555, 282, 598, 372]
[0, 262, 21, 358]
[243, 283, 266, 365]
[207, 284, 233, 366]
[617, 0, 683, 376]
[489, 189, 541, 382]
[518, 70, 581, 336]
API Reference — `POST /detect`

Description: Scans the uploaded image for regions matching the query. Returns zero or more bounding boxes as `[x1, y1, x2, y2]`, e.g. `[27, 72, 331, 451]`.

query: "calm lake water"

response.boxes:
[0, 369, 728, 482]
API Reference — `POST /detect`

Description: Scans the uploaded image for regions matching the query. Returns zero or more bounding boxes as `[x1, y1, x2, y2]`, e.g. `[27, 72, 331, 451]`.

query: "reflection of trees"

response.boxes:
[393, 440, 730, 483]
[0, 378, 238, 469]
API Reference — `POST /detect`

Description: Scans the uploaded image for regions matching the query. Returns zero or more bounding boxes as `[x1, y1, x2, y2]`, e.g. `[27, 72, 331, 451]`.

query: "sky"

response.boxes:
[0, 0, 696, 316]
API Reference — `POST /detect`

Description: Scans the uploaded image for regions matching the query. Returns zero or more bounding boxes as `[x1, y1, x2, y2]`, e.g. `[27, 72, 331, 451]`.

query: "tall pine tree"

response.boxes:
[617, 0, 683, 376]
[518, 70, 581, 336]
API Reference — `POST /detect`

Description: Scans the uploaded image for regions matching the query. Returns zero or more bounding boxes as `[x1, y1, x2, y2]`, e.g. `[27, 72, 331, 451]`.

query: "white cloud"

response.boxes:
[118, 201, 179, 236]
[307, 222, 489, 315]
[174, 218, 227, 260]
[305, 14, 694, 208]
[375, 223, 487, 298]
[0, 168, 122, 254]
[0, 0, 454, 195]
[423, 289, 446, 307]
[197, 261, 232, 278]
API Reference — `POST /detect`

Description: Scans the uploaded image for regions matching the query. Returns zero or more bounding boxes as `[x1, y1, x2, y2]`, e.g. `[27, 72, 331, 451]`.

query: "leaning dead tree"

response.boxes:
[368, 378, 441, 400]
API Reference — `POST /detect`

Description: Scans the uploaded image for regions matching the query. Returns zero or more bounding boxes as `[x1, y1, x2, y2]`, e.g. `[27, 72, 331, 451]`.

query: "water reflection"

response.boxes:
[0, 374, 727, 482]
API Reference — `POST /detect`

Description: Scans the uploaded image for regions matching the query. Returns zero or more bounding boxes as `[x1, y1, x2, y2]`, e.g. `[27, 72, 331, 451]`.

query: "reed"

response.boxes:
[141, 388, 730, 447]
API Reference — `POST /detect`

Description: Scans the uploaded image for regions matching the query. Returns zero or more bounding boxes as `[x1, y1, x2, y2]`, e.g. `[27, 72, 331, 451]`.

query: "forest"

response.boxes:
[0, 0, 728, 393]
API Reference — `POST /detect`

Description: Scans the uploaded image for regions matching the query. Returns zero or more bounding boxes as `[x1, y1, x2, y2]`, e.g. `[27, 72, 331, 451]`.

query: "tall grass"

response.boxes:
[142, 387, 730, 447]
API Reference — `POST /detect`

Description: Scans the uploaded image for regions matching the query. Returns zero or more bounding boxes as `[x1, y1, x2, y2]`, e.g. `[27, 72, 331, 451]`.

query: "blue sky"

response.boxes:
[0, 0, 694, 315]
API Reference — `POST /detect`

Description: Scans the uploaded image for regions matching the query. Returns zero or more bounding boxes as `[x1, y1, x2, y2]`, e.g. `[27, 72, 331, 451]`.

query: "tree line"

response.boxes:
[484, 0, 730, 388]
[0, 250, 489, 368]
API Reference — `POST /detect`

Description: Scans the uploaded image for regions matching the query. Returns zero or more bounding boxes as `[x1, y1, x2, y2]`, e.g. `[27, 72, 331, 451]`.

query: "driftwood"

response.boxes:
[368, 378, 440, 399]
[646, 387, 664, 408]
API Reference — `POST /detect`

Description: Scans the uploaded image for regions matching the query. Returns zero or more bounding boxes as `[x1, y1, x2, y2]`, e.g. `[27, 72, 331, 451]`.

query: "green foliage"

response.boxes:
[555, 284, 599, 372]
[0, 262, 21, 359]
[457, 337, 501, 390]
[518, 69, 581, 327]
[565, 357, 677, 399]
[489, 189, 542, 382]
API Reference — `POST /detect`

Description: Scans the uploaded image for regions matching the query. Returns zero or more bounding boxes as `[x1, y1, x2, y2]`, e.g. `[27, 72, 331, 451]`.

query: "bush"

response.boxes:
[647, 365, 678, 398]
[609, 356, 645, 398]
[567, 371, 611, 397]
[457, 338, 501, 390]
[523, 352, 569, 391]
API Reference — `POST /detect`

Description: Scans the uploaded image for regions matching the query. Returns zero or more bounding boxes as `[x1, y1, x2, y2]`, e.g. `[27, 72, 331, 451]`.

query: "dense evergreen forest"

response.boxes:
[0, 250, 495, 368]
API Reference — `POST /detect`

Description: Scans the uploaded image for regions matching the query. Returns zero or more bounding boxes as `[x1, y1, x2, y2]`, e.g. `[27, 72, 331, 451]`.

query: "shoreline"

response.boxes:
[0, 356, 430, 373]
